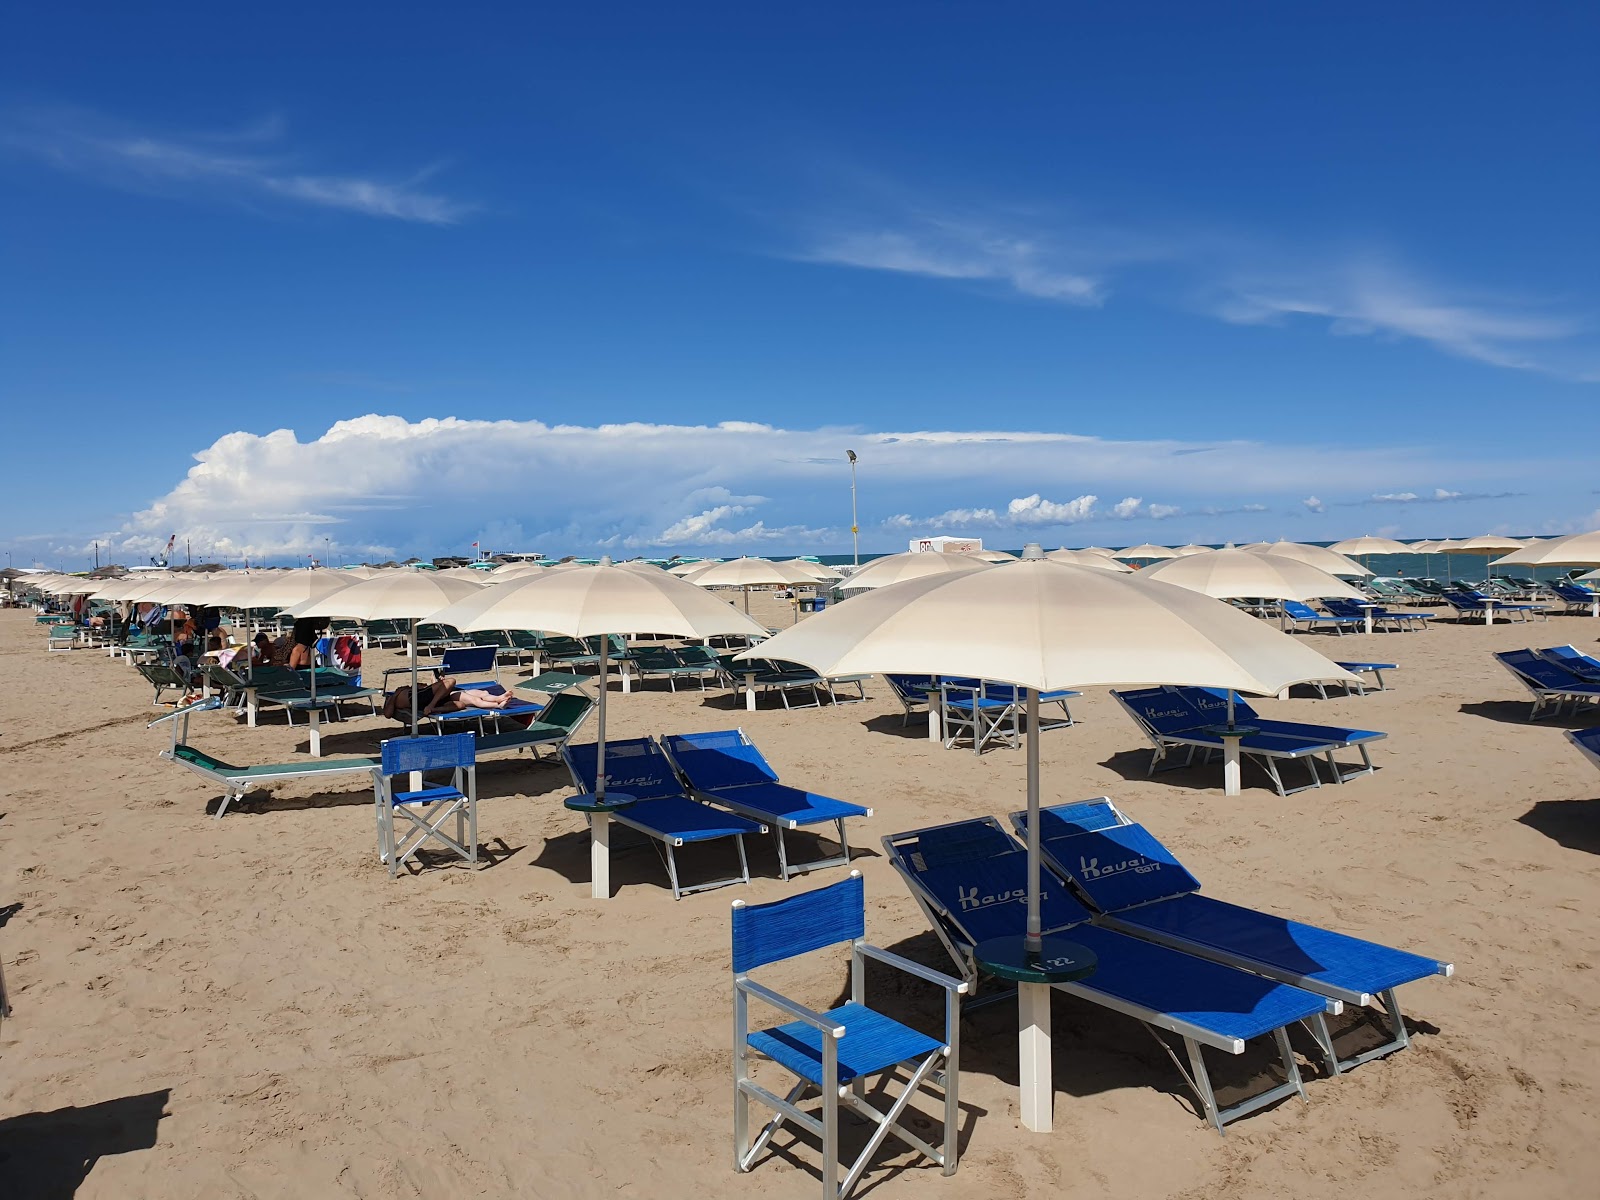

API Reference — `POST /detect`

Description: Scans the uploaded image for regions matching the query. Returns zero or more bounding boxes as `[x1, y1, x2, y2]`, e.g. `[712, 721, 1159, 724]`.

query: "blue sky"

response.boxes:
[3, 3, 1596, 567]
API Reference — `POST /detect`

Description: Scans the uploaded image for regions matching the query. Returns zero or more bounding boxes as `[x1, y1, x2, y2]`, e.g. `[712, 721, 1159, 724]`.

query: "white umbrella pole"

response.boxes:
[743, 585, 751, 615]
[1020, 686, 1052, 1133]
[407, 618, 422, 790]
[591, 635, 613, 901]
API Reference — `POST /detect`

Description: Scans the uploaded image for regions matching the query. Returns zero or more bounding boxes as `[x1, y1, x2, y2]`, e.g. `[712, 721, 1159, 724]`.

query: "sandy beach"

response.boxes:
[3, 598, 1598, 1199]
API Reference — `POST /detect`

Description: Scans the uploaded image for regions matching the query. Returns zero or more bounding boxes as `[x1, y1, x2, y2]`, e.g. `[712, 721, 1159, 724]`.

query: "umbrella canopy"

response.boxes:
[965, 549, 1017, 563]
[666, 560, 714, 575]
[1490, 531, 1600, 568]
[1170, 544, 1215, 557]
[290, 572, 488, 733]
[428, 562, 768, 838]
[1242, 540, 1373, 578]
[1112, 544, 1178, 560]
[233, 569, 361, 612]
[781, 558, 844, 581]
[1328, 535, 1410, 556]
[745, 559, 1355, 695]
[1044, 548, 1133, 572]
[838, 551, 994, 590]
[1141, 550, 1367, 602]
[1451, 535, 1526, 556]
[739, 553, 1354, 1131]
[1408, 540, 1441, 553]
[682, 557, 818, 587]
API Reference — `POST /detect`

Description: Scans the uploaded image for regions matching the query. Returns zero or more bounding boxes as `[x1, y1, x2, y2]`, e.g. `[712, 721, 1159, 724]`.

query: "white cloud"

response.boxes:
[803, 220, 1104, 304]
[1303, 496, 1326, 513]
[34, 414, 1552, 562]
[793, 191, 1598, 381]
[2, 107, 472, 224]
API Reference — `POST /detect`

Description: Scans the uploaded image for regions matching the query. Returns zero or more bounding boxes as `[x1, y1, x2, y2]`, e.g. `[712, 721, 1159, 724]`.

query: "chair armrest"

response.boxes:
[737, 978, 846, 1036]
[854, 943, 970, 995]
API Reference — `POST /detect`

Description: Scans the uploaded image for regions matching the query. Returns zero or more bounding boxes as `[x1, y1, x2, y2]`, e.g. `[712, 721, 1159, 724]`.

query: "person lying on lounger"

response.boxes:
[383, 678, 522, 720]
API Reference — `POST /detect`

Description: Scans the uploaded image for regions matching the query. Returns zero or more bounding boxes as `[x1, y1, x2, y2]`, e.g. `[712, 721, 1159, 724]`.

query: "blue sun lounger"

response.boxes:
[1313, 661, 1397, 697]
[1321, 597, 1432, 631]
[1011, 798, 1452, 1073]
[1114, 688, 1339, 796]
[1494, 649, 1600, 720]
[884, 818, 1334, 1133]
[562, 738, 766, 899]
[1569, 727, 1600, 772]
[660, 729, 872, 880]
[1167, 687, 1385, 784]
[1279, 600, 1361, 635]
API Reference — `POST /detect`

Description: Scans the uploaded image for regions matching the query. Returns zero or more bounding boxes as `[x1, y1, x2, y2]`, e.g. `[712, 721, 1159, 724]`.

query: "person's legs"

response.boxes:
[452, 688, 511, 711]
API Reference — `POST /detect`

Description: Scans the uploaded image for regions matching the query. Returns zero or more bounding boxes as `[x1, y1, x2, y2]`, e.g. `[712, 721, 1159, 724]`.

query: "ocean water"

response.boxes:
[811, 546, 1577, 583]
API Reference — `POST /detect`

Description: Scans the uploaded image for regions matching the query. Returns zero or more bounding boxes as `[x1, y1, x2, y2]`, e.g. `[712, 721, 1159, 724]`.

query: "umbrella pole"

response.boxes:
[590, 636, 613, 901]
[1020, 688, 1052, 1133]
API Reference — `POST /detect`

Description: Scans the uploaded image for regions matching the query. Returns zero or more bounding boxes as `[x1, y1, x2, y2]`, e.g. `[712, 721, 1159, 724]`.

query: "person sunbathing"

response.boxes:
[383, 677, 521, 721]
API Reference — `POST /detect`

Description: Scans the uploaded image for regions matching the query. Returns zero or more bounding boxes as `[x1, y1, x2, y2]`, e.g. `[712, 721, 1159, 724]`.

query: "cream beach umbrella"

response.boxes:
[781, 558, 844, 582]
[740, 550, 1355, 1133]
[684, 556, 834, 617]
[1171, 544, 1214, 557]
[1045, 548, 1133, 572]
[289, 571, 487, 735]
[428, 560, 768, 895]
[1244, 541, 1373, 578]
[1141, 550, 1367, 618]
[1112, 544, 1178, 561]
[1328, 535, 1410, 556]
[1450, 535, 1525, 582]
[967, 548, 1018, 563]
[1491, 530, 1600, 568]
[838, 550, 994, 590]
[667, 559, 714, 576]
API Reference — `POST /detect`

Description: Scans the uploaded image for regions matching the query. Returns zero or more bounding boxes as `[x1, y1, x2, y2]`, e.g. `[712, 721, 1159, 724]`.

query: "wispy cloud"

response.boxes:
[1210, 261, 1591, 378]
[1, 107, 473, 224]
[1341, 487, 1526, 506]
[791, 190, 1597, 381]
[800, 215, 1114, 303]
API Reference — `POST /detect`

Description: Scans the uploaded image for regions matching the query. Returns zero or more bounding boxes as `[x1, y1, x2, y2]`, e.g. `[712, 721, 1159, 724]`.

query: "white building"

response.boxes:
[908, 535, 984, 554]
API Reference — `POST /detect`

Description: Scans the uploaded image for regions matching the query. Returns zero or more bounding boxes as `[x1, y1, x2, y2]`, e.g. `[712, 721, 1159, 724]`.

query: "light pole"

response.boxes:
[846, 449, 859, 568]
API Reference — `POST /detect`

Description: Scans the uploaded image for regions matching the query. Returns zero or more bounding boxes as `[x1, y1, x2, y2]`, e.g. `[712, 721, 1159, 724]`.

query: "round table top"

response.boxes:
[563, 792, 637, 814]
[973, 935, 1098, 985]
[1199, 723, 1259, 739]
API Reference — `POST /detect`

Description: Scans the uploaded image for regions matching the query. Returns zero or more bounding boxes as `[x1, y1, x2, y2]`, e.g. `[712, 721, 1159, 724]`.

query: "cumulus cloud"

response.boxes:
[33, 414, 1548, 562]
[1303, 496, 1326, 513]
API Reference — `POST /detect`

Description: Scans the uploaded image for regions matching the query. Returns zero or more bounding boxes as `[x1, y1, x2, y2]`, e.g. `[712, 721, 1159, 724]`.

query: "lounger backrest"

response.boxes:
[662, 730, 778, 788]
[537, 693, 594, 732]
[1496, 649, 1586, 689]
[1033, 799, 1126, 837]
[1321, 598, 1366, 618]
[900, 854, 1091, 941]
[1540, 646, 1600, 677]
[633, 645, 678, 669]
[732, 873, 864, 972]
[885, 674, 935, 703]
[440, 646, 498, 676]
[1280, 600, 1319, 619]
[1113, 688, 1207, 737]
[1040, 824, 1201, 912]
[563, 738, 684, 801]
[1168, 686, 1259, 724]
[172, 744, 236, 773]
[906, 819, 1019, 868]
[675, 645, 719, 668]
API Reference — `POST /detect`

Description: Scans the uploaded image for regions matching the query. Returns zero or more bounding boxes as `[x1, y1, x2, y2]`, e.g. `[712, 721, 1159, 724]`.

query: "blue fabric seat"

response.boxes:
[1570, 726, 1600, 772]
[748, 1002, 944, 1086]
[1280, 599, 1360, 634]
[1014, 799, 1452, 1072]
[662, 729, 870, 879]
